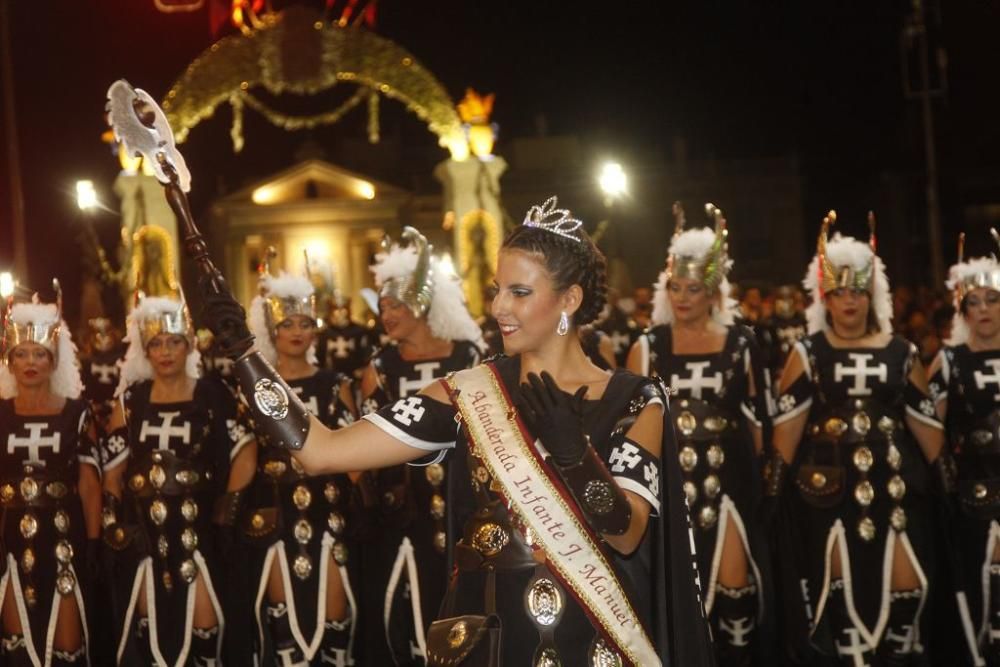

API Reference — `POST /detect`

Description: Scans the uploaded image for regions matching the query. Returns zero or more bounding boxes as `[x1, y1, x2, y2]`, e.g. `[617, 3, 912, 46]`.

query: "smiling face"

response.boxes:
[146, 334, 190, 380]
[378, 296, 422, 342]
[9, 342, 54, 391]
[274, 314, 316, 358]
[824, 288, 872, 333]
[964, 287, 1000, 341]
[491, 248, 574, 356]
[667, 277, 716, 325]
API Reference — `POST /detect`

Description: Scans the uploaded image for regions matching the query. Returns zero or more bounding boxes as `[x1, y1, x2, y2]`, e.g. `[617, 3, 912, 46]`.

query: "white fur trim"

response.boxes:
[371, 247, 485, 347]
[260, 273, 314, 300]
[0, 303, 83, 400]
[651, 228, 737, 327]
[802, 233, 892, 335]
[116, 297, 200, 396]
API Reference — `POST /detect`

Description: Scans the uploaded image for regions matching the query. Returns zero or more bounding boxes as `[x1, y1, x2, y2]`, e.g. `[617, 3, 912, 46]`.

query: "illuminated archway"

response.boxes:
[162, 5, 463, 151]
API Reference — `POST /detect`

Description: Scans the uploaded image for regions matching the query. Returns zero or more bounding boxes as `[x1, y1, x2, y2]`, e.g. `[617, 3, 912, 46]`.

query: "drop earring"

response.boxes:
[556, 311, 570, 336]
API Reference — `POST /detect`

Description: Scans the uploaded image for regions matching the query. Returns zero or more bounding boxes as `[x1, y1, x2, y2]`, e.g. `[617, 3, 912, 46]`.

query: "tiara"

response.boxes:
[522, 196, 583, 242]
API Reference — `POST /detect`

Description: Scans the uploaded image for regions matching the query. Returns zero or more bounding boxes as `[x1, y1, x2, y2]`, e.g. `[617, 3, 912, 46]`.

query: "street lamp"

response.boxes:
[0, 272, 14, 299]
[76, 180, 97, 211]
[598, 162, 627, 203]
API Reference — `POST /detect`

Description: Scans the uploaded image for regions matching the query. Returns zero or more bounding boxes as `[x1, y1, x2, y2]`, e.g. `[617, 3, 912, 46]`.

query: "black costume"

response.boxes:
[362, 356, 714, 665]
[931, 344, 1000, 665]
[102, 378, 251, 666]
[760, 313, 808, 383]
[773, 333, 941, 665]
[316, 324, 372, 382]
[358, 340, 480, 666]
[79, 345, 125, 428]
[0, 399, 99, 666]
[638, 323, 769, 663]
[241, 369, 359, 666]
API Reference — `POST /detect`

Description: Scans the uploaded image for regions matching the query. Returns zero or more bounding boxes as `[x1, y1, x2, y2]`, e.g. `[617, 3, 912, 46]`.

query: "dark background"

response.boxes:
[1, 0, 998, 316]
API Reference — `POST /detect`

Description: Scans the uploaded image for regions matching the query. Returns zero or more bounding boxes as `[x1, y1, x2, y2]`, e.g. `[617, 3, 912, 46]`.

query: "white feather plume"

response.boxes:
[802, 233, 892, 335]
[247, 279, 318, 366]
[116, 296, 200, 396]
[650, 228, 737, 327]
[371, 245, 485, 348]
[944, 256, 1000, 345]
[0, 303, 83, 399]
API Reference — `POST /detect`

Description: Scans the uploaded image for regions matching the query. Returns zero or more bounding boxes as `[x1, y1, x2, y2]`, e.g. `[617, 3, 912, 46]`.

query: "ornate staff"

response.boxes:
[106, 79, 312, 451]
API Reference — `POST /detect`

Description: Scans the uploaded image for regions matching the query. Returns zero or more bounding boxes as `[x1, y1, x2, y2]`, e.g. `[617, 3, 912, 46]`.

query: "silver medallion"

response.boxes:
[323, 482, 340, 504]
[683, 481, 698, 505]
[890, 506, 907, 531]
[20, 548, 34, 574]
[853, 481, 874, 507]
[54, 511, 69, 534]
[55, 540, 73, 564]
[426, 463, 445, 486]
[149, 465, 166, 490]
[56, 571, 76, 596]
[293, 485, 312, 510]
[679, 446, 698, 472]
[181, 498, 198, 522]
[179, 559, 198, 583]
[294, 519, 313, 544]
[857, 517, 876, 542]
[430, 494, 446, 520]
[19, 478, 38, 502]
[149, 500, 168, 525]
[583, 480, 615, 515]
[19, 514, 37, 540]
[698, 505, 718, 530]
[887, 475, 907, 501]
[886, 445, 902, 471]
[293, 554, 312, 580]
[852, 446, 873, 473]
[526, 578, 563, 626]
[327, 512, 345, 535]
[158, 535, 169, 558]
[253, 378, 290, 420]
[677, 411, 697, 436]
[589, 637, 623, 667]
[706, 444, 725, 469]
[852, 412, 871, 436]
[703, 474, 721, 500]
[333, 541, 348, 565]
[181, 528, 199, 552]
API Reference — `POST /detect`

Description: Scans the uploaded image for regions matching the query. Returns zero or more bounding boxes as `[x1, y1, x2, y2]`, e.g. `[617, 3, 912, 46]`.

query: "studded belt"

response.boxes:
[958, 410, 1000, 455]
[126, 450, 211, 498]
[0, 470, 76, 509]
[806, 399, 900, 448]
[257, 450, 309, 484]
[670, 399, 740, 442]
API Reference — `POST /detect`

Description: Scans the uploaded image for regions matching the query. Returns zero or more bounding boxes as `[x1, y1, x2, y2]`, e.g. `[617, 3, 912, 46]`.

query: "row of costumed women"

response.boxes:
[4, 197, 1000, 667]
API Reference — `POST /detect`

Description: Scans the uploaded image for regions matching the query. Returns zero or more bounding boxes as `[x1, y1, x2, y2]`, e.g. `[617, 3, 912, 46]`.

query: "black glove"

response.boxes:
[517, 371, 589, 467]
[197, 273, 254, 360]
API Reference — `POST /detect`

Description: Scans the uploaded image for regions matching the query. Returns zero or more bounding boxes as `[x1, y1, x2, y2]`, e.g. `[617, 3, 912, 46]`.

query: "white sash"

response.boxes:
[445, 363, 660, 667]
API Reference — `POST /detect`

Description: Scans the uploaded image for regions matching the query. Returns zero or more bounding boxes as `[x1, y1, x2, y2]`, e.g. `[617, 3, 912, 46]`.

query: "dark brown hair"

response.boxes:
[501, 225, 608, 326]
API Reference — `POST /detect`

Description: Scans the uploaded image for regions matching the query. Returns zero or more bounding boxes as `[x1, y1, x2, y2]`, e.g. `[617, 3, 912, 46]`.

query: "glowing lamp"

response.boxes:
[357, 181, 376, 200]
[76, 180, 98, 211]
[0, 272, 14, 299]
[598, 162, 627, 199]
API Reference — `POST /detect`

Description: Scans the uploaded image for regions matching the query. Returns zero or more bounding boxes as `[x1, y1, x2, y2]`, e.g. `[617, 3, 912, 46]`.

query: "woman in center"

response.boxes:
[216, 197, 713, 666]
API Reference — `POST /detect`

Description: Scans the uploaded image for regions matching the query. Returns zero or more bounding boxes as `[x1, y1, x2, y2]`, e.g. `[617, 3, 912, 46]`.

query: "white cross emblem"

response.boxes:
[138, 411, 191, 451]
[327, 336, 355, 359]
[834, 353, 887, 397]
[320, 648, 350, 666]
[7, 423, 61, 465]
[670, 361, 723, 400]
[361, 398, 380, 416]
[885, 623, 916, 654]
[643, 461, 660, 497]
[292, 386, 320, 417]
[90, 362, 119, 385]
[275, 646, 309, 667]
[975, 360, 1000, 401]
[777, 324, 805, 347]
[398, 362, 442, 398]
[718, 615, 754, 647]
[608, 442, 643, 472]
[105, 434, 126, 455]
[835, 627, 872, 667]
[391, 397, 426, 426]
[226, 419, 247, 444]
[609, 330, 632, 355]
[779, 394, 797, 413]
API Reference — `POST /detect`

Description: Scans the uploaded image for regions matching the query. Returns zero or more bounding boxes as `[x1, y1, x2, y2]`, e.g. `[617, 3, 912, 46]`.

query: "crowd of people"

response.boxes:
[3, 196, 999, 666]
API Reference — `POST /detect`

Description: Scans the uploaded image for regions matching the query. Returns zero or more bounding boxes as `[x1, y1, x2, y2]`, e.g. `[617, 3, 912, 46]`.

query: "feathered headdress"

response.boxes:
[802, 210, 892, 334]
[372, 227, 484, 346]
[248, 247, 318, 365]
[117, 226, 199, 394]
[651, 202, 737, 326]
[945, 229, 1000, 345]
[0, 282, 83, 399]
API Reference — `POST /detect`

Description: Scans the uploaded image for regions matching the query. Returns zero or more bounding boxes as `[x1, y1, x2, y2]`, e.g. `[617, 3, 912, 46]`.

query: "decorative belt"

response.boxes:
[670, 398, 739, 442]
[806, 399, 900, 448]
[0, 469, 76, 509]
[126, 450, 210, 498]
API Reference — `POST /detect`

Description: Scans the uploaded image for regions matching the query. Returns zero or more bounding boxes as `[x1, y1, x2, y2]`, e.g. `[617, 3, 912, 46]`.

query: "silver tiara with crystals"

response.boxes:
[522, 196, 583, 242]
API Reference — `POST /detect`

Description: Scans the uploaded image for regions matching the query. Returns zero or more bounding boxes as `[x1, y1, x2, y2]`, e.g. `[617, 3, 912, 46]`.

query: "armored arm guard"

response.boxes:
[233, 352, 313, 451]
[554, 443, 633, 536]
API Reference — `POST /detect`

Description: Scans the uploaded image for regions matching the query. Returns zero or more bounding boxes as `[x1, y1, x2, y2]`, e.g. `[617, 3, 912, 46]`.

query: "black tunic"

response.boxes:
[362, 356, 714, 666]
[930, 344, 1000, 661]
[773, 333, 938, 656]
[241, 369, 358, 665]
[359, 340, 481, 666]
[641, 324, 769, 622]
[316, 323, 373, 381]
[0, 398, 98, 666]
[104, 378, 251, 666]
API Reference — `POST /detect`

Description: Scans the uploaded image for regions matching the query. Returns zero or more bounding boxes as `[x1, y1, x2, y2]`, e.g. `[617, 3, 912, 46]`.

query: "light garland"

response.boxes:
[162, 5, 461, 151]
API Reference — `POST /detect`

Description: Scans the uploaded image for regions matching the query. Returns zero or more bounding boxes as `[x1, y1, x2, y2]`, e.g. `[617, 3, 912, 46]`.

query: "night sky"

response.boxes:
[1, 0, 998, 316]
